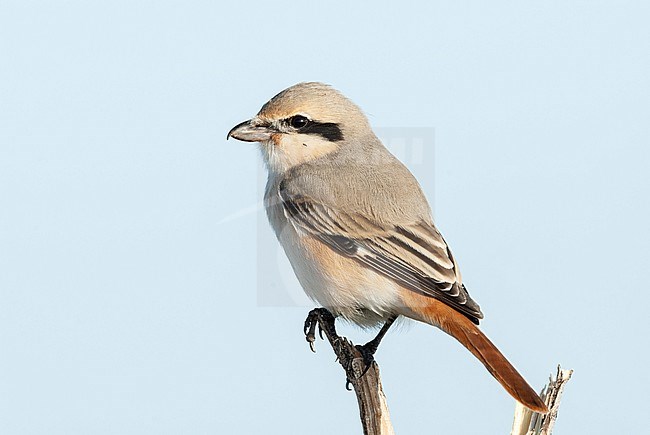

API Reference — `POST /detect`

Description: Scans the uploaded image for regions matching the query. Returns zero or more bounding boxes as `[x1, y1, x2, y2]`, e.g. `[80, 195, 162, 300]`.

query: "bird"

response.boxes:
[227, 82, 548, 413]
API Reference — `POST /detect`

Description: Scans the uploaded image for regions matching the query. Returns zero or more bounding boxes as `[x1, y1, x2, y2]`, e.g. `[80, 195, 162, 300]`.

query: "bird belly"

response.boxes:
[287, 232, 399, 327]
[267, 203, 398, 327]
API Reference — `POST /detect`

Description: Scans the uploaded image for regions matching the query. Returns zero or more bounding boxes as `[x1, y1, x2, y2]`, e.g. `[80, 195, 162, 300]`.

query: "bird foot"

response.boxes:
[354, 341, 379, 379]
[304, 308, 339, 352]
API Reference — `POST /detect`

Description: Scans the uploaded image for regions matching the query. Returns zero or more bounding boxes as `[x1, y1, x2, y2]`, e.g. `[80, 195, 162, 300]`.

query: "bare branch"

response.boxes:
[306, 310, 394, 435]
[511, 366, 574, 435]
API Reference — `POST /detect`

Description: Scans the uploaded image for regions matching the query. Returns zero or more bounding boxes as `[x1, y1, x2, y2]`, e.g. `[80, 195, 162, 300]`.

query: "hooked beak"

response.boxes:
[227, 119, 274, 143]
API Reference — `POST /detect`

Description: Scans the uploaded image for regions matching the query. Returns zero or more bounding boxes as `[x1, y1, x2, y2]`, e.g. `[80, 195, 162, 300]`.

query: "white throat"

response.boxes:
[258, 133, 340, 176]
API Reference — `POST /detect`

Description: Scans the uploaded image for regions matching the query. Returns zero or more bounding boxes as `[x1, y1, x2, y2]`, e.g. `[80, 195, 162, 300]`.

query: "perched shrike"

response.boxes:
[227, 82, 547, 413]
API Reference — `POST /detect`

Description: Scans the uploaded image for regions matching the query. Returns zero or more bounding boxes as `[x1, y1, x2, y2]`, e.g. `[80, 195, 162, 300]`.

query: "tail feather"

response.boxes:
[411, 299, 548, 413]
[447, 317, 548, 413]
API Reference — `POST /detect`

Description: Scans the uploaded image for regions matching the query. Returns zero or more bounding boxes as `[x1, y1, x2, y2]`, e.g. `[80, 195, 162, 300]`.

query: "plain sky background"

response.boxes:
[1, 1, 649, 434]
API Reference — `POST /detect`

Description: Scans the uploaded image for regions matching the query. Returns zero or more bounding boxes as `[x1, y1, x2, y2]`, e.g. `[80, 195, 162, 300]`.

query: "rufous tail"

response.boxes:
[408, 299, 548, 413]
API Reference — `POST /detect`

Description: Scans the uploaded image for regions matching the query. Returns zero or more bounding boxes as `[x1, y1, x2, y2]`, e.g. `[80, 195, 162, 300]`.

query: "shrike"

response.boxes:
[227, 82, 547, 413]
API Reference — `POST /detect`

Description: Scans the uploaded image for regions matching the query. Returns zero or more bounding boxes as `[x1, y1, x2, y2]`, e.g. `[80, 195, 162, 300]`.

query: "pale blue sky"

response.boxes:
[1, 1, 649, 434]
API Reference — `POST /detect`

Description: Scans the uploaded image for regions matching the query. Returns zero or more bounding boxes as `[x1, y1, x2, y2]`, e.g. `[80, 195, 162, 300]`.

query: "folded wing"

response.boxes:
[279, 185, 483, 324]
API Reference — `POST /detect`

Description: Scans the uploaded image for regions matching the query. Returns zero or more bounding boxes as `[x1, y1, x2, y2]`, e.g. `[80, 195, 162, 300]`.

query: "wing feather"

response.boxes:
[279, 185, 483, 323]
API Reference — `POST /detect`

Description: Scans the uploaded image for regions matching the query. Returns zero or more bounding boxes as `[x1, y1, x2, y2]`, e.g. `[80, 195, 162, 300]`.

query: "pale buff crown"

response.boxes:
[257, 82, 371, 136]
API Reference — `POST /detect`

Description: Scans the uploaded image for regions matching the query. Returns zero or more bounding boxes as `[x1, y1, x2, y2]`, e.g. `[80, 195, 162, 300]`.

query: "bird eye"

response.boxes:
[288, 115, 310, 129]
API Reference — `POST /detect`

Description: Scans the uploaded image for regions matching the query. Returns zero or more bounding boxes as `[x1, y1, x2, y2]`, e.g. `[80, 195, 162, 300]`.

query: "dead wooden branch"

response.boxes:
[511, 365, 574, 435]
[305, 309, 394, 435]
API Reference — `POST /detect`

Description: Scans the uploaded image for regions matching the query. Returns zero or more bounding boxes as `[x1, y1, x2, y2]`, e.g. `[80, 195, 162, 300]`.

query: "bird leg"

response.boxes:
[355, 316, 397, 377]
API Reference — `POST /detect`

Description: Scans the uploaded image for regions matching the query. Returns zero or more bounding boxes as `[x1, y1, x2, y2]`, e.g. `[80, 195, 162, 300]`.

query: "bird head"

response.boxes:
[227, 82, 372, 174]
